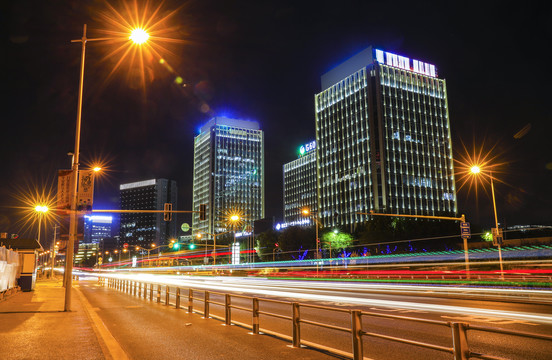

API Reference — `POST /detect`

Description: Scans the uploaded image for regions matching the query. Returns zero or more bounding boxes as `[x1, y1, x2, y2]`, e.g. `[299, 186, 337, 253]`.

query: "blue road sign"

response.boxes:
[460, 222, 471, 239]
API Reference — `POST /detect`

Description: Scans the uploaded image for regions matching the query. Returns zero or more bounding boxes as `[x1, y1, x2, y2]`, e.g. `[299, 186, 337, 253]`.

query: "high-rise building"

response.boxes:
[83, 215, 113, 244]
[283, 140, 317, 226]
[119, 179, 177, 246]
[315, 47, 457, 229]
[192, 116, 264, 237]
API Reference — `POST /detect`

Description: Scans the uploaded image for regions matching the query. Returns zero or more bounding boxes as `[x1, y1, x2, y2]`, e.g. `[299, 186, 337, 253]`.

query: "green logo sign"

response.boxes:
[181, 223, 190, 232]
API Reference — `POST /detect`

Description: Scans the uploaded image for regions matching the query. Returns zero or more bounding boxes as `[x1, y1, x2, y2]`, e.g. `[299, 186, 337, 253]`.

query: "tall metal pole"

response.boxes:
[490, 172, 504, 280]
[50, 225, 58, 278]
[65, 24, 87, 312]
[315, 215, 319, 276]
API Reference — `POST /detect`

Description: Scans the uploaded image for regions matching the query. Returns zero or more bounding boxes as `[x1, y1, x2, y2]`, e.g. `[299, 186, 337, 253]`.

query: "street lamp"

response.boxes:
[195, 230, 232, 266]
[470, 165, 505, 279]
[64, 25, 150, 312]
[34, 204, 49, 247]
[301, 207, 320, 275]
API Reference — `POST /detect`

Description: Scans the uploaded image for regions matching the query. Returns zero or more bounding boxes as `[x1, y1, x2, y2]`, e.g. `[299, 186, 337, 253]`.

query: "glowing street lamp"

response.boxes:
[63, 24, 151, 312]
[301, 207, 321, 274]
[470, 165, 505, 279]
[34, 204, 49, 247]
[129, 28, 149, 44]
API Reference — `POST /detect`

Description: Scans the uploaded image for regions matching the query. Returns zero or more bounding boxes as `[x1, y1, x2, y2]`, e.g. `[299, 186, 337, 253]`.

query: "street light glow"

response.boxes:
[470, 165, 481, 174]
[129, 28, 149, 44]
[34, 205, 49, 213]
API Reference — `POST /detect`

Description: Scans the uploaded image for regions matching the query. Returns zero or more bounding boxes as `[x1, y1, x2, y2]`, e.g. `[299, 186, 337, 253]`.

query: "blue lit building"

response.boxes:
[315, 47, 457, 230]
[83, 215, 113, 244]
[192, 116, 264, 237]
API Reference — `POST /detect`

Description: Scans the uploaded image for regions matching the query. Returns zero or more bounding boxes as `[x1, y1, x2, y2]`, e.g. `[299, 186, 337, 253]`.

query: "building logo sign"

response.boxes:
[374, 49, 436, 77]
[299, 141, 316, 156]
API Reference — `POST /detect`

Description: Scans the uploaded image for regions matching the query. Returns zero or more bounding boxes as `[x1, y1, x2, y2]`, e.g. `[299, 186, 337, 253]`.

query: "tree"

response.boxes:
[321, 230, 353, 257]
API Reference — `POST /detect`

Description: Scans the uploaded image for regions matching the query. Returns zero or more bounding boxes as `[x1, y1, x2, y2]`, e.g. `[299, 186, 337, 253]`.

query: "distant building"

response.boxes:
[283, 140, 317, 226]
[315, 46, 457, 229]
[83, 215, 112, 244]
[192, 116, 264, 237]
[119, 179, 177, 246]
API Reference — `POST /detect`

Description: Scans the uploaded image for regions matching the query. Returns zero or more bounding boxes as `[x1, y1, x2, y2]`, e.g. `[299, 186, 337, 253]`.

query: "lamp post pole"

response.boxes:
[490, 172, 505, 280]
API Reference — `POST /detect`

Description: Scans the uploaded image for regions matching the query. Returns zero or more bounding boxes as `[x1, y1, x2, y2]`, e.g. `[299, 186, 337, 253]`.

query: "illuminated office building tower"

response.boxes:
[119, 179, 177, 246]
[283, 141, 317, 226]
[315, 47, 456, 229]
[83, 215, 112, 244]
[192, 116, 264, 236]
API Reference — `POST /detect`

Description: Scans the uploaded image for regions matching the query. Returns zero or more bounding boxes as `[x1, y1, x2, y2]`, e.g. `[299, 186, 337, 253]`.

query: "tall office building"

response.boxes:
[83, 215, 113, 244]
[192, 116, 264, 237]
[315, 47, 457, 229]
[119, 179, 177, 246]
[283, 140, 317, 226]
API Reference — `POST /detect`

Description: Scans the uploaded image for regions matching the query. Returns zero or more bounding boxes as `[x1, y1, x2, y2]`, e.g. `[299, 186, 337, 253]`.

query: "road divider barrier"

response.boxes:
[98, 276, 552, 360]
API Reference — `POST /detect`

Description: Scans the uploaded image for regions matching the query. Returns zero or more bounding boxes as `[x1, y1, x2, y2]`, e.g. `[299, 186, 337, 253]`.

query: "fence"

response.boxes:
[98, 276, 552, 360]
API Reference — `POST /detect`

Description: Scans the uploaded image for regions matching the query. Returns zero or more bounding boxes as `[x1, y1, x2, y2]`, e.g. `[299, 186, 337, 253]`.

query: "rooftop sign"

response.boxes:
[374, 49, 437, 77]
[299, 141, 316, 157]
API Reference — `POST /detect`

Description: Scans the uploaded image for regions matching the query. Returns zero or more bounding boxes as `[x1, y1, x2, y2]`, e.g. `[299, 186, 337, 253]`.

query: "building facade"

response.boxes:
[83, 215, 113, 244]
[119, 179, 177, 246]
[192, 116, 264, 237]
[283, 140, 317, 226]
[315, 47, 457, 229]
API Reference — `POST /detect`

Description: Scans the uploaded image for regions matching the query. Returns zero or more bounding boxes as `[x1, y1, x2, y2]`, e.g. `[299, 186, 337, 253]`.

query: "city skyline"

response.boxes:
[2, 1, 551, 239]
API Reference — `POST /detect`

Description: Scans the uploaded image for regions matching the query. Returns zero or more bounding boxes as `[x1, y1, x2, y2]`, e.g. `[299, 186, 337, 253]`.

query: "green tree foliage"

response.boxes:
[321, 230, 353, 255]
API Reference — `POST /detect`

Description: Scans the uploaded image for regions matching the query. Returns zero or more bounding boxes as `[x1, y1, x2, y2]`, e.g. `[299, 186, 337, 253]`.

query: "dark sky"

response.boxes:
[2, 0, 551, 238]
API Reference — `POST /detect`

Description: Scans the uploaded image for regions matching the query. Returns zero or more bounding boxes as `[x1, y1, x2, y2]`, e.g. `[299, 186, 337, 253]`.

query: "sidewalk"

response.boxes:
[0, 278, 105, 360]
[0, 278, 337, 360]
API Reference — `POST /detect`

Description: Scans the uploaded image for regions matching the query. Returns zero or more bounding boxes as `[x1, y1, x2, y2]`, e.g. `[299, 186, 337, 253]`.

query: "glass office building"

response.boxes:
[283, 141, 317, 226]
[119, 179, 177, 246]
[315, 47, 457, 229]
[192, 117, 264, 237]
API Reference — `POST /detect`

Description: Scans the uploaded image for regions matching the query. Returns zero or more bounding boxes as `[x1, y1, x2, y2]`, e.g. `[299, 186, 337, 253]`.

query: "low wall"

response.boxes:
[0, 246, 20, 292]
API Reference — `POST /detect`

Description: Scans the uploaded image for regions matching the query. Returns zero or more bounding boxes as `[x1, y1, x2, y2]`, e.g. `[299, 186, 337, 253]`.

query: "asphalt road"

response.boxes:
[86, 273, 552, 360]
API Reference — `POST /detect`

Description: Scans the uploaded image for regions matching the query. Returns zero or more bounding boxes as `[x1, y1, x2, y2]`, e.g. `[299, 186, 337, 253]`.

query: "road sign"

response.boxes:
[123, 243, 129, 249]
[460, 222, 471, 239]
[181, 223, 190, 232]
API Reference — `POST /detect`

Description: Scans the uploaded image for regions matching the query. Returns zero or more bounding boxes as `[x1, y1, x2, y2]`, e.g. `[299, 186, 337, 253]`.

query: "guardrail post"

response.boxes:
[138, 282, 142, 297]
[252, 297, 260, 334]
[225, 294, 231, 325]
[175, 288, 181, 309]
[188, 289, 193, 313]
[351, 310, 363, 360]
[157, 284, 161, 303]
[451, 322, 470, 360]
[204, 291, 210, 318]
[144, 283, 148, 299]
[292, 302, 300, 348]
[165, 286, 170, 305]
[149, 283, 153, 301]
[133, 281, 137, 296]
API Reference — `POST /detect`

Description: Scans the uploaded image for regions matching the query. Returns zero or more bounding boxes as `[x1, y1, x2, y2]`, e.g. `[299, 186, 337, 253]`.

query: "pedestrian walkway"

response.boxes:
[0, 278, 337, 360]
[0, 278, 104, 360]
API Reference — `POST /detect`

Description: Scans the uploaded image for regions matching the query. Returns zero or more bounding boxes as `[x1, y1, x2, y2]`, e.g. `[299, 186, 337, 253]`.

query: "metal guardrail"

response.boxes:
[98, 277, 552, 360]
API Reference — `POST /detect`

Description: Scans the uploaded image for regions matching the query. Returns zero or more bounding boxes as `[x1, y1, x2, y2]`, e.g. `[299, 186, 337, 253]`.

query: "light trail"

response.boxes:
[86, 272, 552, 325]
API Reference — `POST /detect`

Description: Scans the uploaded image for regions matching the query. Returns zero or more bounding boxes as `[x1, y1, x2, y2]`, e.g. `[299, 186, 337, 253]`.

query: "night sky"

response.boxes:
[2, 0, 551, 238]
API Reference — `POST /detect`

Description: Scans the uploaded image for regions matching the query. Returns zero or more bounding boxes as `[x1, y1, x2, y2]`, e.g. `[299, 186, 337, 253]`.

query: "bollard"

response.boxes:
[204, 291, 210, 318]
[165, 286, 170, 306]
[157, 284, 161, 303]
[252, 298, 260, 334]
[188, 289, 193, 313]
[451, 322, 470, 360]
[225, 294, 231, 325]
[175, 288, 181, 309]
[292, 302, 301, 348]
[351, 310, 363, 360]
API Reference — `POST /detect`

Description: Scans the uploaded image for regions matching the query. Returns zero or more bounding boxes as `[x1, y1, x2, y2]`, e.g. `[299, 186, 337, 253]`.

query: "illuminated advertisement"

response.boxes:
[299, 140, 316, 156]
[374, 49, 436, 77]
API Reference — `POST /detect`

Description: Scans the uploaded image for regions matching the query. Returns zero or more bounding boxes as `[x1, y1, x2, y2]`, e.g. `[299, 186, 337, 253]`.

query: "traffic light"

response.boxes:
[199, 204, 207, 221]
[164, 203, 172, 221]
[188, 243, 196, 250]
[172, 243, 180, 250]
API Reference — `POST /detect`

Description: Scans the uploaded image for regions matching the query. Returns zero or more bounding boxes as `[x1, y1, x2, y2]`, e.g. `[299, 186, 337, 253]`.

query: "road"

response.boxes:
[84, 272, 552, 359]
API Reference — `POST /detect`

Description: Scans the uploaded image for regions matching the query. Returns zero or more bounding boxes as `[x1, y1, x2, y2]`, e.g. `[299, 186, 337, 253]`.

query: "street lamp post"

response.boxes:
[470, 166, 505, 280]
[301, 208, 320, 275]
[64, 24, 149, 311]
[196, 230, 232, 266]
